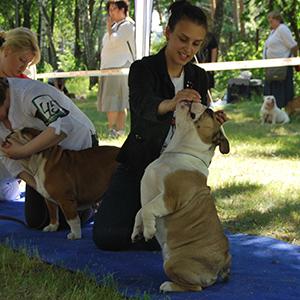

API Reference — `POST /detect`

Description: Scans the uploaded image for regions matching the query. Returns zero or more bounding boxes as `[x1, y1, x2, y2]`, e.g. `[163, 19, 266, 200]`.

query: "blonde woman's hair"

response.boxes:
[267, 11, 284, 23]
[0, 27, 40, 65]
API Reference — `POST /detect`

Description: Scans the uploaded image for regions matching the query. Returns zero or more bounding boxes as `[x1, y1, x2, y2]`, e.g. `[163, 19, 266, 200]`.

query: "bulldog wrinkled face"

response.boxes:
[176, 101, 207, 125]
[264, 95, 276, 110]
[193, 108, 221, 145]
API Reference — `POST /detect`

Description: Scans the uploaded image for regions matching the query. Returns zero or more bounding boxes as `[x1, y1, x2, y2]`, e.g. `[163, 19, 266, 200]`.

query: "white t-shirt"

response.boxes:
[161, 71, 185, 152]
[263, 24, 297, 59]
[101, 18, 135, 69]
[0, 78, 96, 176]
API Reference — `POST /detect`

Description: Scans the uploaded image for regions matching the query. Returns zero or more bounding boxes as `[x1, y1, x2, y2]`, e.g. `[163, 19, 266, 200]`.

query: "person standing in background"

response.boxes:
[263, 11, 298, 108]
[97, 0, 135, 138]
[195, 31, 218, 105]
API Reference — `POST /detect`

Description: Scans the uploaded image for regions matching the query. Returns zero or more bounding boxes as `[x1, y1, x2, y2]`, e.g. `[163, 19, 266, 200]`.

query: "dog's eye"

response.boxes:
[190, 112, 196, 119]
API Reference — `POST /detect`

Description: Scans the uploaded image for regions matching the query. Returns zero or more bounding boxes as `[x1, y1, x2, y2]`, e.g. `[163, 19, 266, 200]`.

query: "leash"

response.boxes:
[0, 214, 27, 226]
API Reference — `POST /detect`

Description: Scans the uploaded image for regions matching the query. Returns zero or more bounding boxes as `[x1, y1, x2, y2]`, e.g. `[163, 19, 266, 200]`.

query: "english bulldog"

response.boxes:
[5, 128, 119, 240]
[260, 95, 290, 124]
[131, 102, 231, 292]
[285, 96, 300, 116]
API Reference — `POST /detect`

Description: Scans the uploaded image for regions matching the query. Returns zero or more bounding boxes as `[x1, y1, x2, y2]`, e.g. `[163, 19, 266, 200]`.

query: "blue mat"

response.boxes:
[1, 200, 300, 300]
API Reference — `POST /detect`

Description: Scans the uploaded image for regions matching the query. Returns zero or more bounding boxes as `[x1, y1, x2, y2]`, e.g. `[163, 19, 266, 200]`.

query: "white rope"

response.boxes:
[36, 57, 300, 79]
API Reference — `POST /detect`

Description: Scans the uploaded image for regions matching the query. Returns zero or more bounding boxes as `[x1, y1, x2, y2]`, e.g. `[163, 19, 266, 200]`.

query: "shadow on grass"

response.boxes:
[223, 202, 300, 242]
[213, 181, 263, 199]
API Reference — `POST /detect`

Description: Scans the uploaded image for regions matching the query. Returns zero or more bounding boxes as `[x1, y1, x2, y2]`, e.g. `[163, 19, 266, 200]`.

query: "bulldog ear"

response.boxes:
[21, 127, 41, 139]
[213, 127, 230, 154]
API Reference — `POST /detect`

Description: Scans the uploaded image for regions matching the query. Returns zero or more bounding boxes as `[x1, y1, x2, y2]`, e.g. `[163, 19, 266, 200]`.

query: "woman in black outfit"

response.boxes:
[93, 0, 226, 251]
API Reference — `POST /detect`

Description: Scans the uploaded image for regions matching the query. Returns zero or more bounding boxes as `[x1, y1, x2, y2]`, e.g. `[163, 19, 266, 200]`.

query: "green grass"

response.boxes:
[209, 96, 300, 244]
[0, 245, 128, 300]
[1, 91, 299, 299]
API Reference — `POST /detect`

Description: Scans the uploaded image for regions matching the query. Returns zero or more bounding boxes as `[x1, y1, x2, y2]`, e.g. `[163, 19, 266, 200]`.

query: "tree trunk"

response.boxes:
[15, 0, 20, 27]
[213, 0, 224, 45]
[38, 0, 58, 69]
[239, 0, 245, 38]
[22, 0, 32, 28]
[233, 0, 239, 32]
[74, 0, 82, 62]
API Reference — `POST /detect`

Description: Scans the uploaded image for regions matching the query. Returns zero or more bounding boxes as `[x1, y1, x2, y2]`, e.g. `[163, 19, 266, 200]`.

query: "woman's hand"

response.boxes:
[158, 88, 201, 115]
[215, 110, 229, 124]
[0, 139, 28, 160]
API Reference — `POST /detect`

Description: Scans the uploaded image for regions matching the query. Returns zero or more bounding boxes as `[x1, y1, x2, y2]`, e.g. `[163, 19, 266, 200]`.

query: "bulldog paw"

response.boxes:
[67, 231, 82, 240]
[143, 225, 156, 241]
[160, 281, 178, 292]
[131, 228, 143, 243]
[160, 281, 202, 292]
[43, 223, 59, 232]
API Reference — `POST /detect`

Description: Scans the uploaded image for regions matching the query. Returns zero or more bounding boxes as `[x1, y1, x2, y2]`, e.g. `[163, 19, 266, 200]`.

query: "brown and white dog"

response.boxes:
[260, 95, 290, 124]
[285, 96, 300, 116]
[6, 128, 119, 240]
[131, 102, 231, 292]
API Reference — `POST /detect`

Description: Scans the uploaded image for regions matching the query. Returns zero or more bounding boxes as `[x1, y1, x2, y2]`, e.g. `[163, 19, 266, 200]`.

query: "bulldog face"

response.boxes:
[194, 108, 230, 154]
[176, 101, 229, 154]
[263, 95, 276, 111]
[6, 127, 41, 145]
[176, 101, 206, 128]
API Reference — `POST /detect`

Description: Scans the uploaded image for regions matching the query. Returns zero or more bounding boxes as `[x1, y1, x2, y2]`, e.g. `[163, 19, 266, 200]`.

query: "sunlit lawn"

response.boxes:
[1, 90, 299, 299]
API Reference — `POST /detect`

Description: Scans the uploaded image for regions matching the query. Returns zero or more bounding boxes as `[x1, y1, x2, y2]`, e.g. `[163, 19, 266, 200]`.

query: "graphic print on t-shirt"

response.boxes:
[32, 95, 69, 126]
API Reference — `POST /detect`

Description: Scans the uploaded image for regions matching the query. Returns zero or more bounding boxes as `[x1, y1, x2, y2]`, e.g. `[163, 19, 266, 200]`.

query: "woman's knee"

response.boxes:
[93, 226, 132, 251]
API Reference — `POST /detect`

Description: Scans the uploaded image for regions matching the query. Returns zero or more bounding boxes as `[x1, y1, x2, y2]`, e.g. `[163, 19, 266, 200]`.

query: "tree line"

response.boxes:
[0, 0, 299, 77]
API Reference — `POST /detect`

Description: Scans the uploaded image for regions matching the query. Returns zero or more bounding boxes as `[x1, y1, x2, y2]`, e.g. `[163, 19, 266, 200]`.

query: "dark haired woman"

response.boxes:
[93, 0, 227, 251]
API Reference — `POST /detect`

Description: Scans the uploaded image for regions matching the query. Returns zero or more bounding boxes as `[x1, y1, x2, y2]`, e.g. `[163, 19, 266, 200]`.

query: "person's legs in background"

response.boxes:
[106, 110, 127, 138]
[25, 185, 94, 230]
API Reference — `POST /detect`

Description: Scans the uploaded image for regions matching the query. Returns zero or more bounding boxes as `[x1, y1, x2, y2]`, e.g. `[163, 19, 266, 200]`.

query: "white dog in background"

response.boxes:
[260, 95, 290, 124]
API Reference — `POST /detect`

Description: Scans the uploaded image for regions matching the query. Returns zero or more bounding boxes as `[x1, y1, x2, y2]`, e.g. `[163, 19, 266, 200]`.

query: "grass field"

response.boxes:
[1, 91, 299, 299]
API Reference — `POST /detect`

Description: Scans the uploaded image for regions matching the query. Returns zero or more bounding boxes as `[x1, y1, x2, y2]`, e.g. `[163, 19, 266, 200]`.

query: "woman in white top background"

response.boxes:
[97, 0, 135, 138]
[263, 11, 298, 108]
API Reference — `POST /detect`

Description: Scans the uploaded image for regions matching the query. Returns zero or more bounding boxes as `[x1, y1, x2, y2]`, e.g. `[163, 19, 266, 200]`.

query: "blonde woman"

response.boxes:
[0, 27, 94, 229]
[0, 27, 40, 78]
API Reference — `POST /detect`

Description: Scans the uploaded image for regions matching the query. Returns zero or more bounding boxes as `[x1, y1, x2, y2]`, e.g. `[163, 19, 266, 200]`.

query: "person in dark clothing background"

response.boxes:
[195, 31, 218, 104]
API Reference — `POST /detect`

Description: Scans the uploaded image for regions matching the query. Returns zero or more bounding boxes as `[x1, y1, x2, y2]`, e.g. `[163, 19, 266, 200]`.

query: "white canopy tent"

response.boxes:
[134, 0, 154, 59]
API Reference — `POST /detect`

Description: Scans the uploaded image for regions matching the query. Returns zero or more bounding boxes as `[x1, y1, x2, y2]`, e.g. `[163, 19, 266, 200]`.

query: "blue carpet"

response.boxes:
[0, 200, 300, 300]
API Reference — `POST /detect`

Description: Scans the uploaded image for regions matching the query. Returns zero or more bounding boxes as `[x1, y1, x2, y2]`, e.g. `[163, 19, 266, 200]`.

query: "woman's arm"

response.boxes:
[1, 127, 66, 160]
[211, 47, 218, 63]
[291, 44, 298, 57]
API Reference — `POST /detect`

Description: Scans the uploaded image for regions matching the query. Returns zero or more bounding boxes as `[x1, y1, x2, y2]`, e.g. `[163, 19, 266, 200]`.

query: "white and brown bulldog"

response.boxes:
[260, 95, 290, 124]
[6, 128, 119, 240]
[131, 101, 231, 292]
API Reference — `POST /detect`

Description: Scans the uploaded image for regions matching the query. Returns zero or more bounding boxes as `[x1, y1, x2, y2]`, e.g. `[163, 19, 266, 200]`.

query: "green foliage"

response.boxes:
[216, 36, 265, 92]
[57, 51, 77, 71]
[66, 77, 90, 96]
[150, 34, 166, 55]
